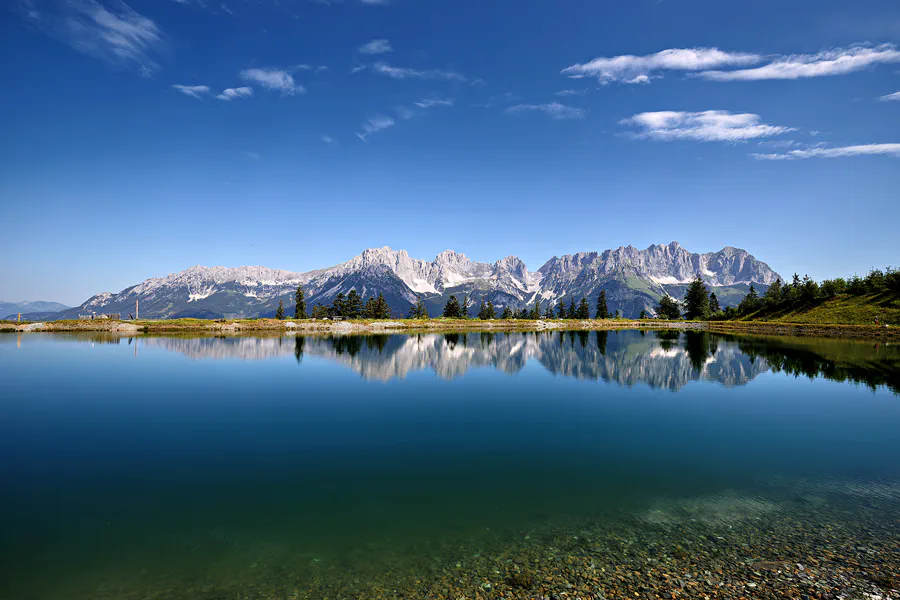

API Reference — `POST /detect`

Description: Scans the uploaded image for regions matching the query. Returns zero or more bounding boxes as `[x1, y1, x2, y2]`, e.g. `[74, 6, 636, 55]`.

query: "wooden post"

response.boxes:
[17, 312, 21, 323]
[136, 300, 139, 320]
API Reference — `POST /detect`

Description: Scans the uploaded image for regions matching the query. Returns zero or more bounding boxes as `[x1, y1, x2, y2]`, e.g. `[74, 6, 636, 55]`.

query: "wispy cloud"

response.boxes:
[239, 68, 304, 94]
[245, 151, 261, 160]
[506, 103, 586, 120]
[880, 91, 900, 101]
[172, 84, 210, 99]
[321, 135, 338, 146]
[356, 114, 395, 141]
[562, 48, 760, 83]
[752, 143, 900, 160]
[621, 110, 794, 142]
[696, 44, 900, 81]
[358, 39, 392, 55]
[554, 89, 586, 97]
[216, 86, 253, 100]
[22, 0, 163, 75]
[414, 97, 454, 108]
[360, 0, 388, 4]
[372, 62, 467, 82]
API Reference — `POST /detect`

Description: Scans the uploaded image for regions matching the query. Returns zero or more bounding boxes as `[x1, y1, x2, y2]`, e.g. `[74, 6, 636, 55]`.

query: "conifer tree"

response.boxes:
[544, 303, 555, 319]
[639, 309, 647, 320]
[737, 284, 760, 315]
[763, 279, 782, 307]
[615, 309, 621, 319]
[557, 299, 567, 319]
[443, 295, 462, 318]
[566, 299, 577, 320]
[311, 303, 329, 319]
[363, 296, 376, 319]
[595, 290, 610, 319]
[294, 285, 307, 319]
[708, 292, 721, 315]
[657, 295, 681, 320]
[373, 293, 392, 319]
[275, 300, 285, 320]
[486, 300, 496, 320]
[478, 298, 489, 320]
[460, 295, 470, 319]
[408, 298, 428, 319]
[331, 292, 346, 318]
[346, 289, 363, 319]
[577, 297, 591, 319]
[530, 300, 542, 320]
[500, 305, 512, 320]
[683, 275, 710, 320]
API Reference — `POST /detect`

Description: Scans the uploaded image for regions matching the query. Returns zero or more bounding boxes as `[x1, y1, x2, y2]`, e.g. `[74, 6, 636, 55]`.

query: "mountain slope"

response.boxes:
[52, 243, 781, 320]
[1, 300, 72, 321]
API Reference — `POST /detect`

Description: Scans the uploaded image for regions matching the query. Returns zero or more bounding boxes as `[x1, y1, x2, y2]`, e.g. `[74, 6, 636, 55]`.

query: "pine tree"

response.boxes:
[460, 295, 470, 319]
[478, 298, 489, 320]
[708, 292, 721, 314]
[486, 300, 496, 320]
[331, 292, 346, 318]
[363, 296, 376, 319]
[639, 309, 647, 320]
[657, 295, 681, 320]
[615, 309, 621, 319]
[500, 305, 512, 320]
[345, 290, 363, 319]
[294, 285, 307, 319]
[763, 279, 782, 307]
[373, 293, 392, 319]
[557, 299, 567, 319]
[544, 303, 555, 319]
[530, 300, 542, 320]
[311, 303, 329, 319]
[443, 295, 462, 318]
[683, 275, 710, 320]
[566, 299, 577, 320]
[275, 300, 285, 320]
[595, 290, 610, 319]
[577, 297, 591, 319]
[408, 298, 428, 319]
[737, 284, 760, 315]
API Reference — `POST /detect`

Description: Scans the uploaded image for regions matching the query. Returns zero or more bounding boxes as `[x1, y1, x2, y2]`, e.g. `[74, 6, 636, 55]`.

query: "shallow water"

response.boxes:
[1, 330, 898, 599]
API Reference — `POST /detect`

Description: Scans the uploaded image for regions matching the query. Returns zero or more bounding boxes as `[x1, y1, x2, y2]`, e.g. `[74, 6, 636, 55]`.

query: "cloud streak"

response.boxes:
[240, 68, 303, 94]
[356, 114, 395, 141]
[880, 91, 900, 102]
[696, 44, 900, 81]
[172, 84, 210, 99]
[562, 48, 760, 83]
[506, 103, 585, 120]
[216, 86, 253, 100]
[372, 62, 467, 82]
[358, 39, 392, 54]
[414, 97, 454, 108]
[621, 110, 794, 142]
[752, 144, 900, 160]
[22, 0, 163, 75]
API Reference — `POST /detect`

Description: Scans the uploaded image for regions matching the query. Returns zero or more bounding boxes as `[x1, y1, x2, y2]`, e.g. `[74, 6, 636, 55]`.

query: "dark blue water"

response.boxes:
[1, 331, 898, 599]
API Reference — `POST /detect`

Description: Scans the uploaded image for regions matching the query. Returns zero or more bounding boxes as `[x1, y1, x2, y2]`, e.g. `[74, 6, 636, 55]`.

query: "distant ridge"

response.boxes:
[51, 243, 780, 320]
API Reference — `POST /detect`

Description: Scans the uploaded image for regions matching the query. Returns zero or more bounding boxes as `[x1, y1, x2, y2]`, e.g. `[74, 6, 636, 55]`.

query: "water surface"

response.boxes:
[1, 330, 898, 599]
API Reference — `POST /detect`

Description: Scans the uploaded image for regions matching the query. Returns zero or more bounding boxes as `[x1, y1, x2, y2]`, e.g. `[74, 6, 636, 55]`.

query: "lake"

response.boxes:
[1, 330, 898, 599]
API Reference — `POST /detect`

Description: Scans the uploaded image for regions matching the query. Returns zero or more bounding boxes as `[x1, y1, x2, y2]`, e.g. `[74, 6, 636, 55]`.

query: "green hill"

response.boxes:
[744, 292, 899, 326]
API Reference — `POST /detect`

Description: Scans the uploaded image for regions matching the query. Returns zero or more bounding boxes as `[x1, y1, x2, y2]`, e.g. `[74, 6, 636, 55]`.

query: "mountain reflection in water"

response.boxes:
[122, 330, 899, 393]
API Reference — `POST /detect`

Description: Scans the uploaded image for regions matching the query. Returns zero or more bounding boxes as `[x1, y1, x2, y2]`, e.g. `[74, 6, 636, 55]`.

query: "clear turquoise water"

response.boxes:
[0, 330, 898, 599]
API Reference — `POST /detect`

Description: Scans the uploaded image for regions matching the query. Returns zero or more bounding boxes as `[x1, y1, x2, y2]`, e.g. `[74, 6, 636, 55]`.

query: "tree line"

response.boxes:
[656, 266, 900, 321]
[274, 285, 392, 320]
[436, 290, 622, 320]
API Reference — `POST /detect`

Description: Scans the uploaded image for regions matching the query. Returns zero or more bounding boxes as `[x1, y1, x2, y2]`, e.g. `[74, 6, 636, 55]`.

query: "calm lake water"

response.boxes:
[1, 330, 898, 600]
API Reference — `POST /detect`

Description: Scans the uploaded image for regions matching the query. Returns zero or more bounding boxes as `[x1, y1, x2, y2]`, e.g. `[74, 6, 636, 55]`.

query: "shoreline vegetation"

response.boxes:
[2, 316, 897, 340]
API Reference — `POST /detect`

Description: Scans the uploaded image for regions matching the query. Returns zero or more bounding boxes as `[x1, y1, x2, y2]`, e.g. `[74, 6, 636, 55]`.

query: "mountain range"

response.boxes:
[50, 242, 780, 320]
[1, 300, 71, 321]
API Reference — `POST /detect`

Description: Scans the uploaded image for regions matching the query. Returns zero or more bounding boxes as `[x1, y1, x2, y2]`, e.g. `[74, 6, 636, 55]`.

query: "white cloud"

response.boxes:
[372, 62, 467, 82]
[23, 0, 163, 74]
[880, 91, 900, 101]
[394, 105, 415, 120]
[621, 110, 794, 142]
[245, 151, 261, 160]
[752, 143, 900, 160]
[696, 44, 900, 81]
[506, 103, 586, 120]
[321, 135, 337, 146]
[359, 39, 392, 55]
[351, 65, 367, 73]
[562, 48, 760, 83]
[554, 89, 586, 96]
[360, 0, 388, 4]
[216, 86, 253, 100]
[172, 84, 210, 99]
[356, 114, 395, 141]
[414, 97, 454, 108]
[239, 68, 304, 94]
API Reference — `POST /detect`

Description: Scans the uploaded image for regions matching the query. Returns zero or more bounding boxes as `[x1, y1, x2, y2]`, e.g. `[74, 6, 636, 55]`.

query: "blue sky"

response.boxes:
[2, 0, 899, 305]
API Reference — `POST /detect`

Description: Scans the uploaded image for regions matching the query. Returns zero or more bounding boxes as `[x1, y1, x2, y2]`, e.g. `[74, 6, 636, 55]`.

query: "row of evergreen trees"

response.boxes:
[656, 266, 900, 321]
[274, 286, 392, 320]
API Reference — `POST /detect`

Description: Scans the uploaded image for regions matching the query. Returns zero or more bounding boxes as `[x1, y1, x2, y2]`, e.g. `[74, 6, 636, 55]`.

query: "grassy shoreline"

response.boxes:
[2, 317, 897, 340]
